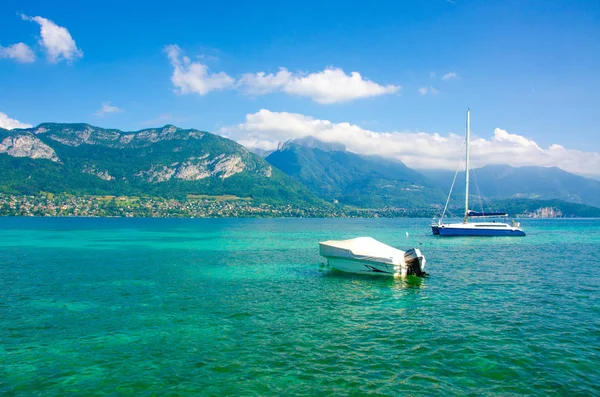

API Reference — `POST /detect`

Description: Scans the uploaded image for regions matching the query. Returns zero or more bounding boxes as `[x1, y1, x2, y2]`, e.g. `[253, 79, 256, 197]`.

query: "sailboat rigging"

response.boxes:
[431, 109, 526, 237]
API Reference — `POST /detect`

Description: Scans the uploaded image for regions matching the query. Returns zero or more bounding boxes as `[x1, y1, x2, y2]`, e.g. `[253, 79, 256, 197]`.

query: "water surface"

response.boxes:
[1, 218, 599, 396]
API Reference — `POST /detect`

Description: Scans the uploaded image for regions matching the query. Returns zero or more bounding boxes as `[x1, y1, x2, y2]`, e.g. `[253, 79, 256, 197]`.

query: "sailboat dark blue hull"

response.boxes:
[438, 226, 526, 237]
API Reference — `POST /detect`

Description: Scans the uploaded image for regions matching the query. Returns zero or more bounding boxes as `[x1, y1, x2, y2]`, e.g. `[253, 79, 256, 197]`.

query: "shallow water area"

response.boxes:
[1, 217, 599, 396]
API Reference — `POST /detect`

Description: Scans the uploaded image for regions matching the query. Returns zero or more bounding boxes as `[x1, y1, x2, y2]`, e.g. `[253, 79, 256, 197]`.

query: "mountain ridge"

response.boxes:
[3, 124, 600, 212]
[266, 136, 447, 208]
[0, 123, 325, 206]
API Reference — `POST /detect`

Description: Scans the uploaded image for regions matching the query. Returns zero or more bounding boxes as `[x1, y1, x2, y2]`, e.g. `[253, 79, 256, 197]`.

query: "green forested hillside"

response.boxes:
[0, 124, 324, 206]
[491, 198, 600, 218]
[266, 138, 446, 208]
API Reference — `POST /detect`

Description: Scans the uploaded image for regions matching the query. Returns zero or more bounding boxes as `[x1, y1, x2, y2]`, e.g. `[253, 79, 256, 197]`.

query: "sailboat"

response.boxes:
[431, 109, 526, 237]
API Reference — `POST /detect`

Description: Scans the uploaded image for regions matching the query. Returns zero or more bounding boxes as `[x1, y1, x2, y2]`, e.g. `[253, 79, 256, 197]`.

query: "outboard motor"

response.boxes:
[404, 248, 427, 277]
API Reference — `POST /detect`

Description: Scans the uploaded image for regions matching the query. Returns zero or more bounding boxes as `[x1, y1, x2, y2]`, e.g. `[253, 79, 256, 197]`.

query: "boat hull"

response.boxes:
[325, 257, 402, 276]
[323, 248, 426, 277]
[438, 226, 525, 237]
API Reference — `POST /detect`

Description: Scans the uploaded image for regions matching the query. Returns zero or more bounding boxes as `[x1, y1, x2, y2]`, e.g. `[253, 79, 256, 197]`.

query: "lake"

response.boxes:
[1, 217, 599, 396]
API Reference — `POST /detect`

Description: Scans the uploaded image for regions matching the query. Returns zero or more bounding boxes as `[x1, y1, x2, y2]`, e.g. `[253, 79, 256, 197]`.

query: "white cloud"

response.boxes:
[418, 86, 439, 96]
[0, 112, 33, 130]
[165, 46, 400, 103]
[492, 128, 540, 148]
[0, 43, 36, 63]
[442, 72, 458, 81]
[94, 102, 123, 116]
[22, 15, 83, 63]
[219, 109, 600, 177]
[238, 68, 293, 95]
[239, 67, 400, 104]
[165, 45, 235, 95]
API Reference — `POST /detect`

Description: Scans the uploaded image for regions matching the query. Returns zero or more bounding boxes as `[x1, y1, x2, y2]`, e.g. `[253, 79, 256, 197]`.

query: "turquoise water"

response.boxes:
[1, 218, 599, 396]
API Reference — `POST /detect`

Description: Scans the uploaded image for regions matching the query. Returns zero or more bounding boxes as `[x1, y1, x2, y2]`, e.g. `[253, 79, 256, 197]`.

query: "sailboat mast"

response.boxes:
[463, 108, 471, 223]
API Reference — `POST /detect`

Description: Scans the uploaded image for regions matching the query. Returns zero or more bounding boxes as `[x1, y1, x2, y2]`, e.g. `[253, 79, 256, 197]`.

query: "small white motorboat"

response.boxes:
[319, 237, 426, 277]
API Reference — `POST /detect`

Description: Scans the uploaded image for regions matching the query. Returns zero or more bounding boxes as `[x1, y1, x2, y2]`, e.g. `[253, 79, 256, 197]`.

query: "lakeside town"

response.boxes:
[0, 193, 421, 218]
[0, 193, 571, 219]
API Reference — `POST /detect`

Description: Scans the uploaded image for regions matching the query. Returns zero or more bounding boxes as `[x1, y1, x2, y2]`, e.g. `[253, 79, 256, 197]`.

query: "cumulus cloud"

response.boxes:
[22, 14, 83, 63]
[238, 67, 401, 104]
[165, 45, 235, 95]
[418, 86, 438, 96]
[219, 109, 600, 177]
[165, 45, 400, 103]
[94, 102, 123, 116]
[442, 72, 458, 80]
[0, 112, 33, 130]
[0, 43, 36, 63]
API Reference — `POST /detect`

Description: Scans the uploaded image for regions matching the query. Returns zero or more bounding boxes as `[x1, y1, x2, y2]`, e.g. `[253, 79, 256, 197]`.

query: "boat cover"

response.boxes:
[319, 237, 405, 265]
[467, 210, 508, 217]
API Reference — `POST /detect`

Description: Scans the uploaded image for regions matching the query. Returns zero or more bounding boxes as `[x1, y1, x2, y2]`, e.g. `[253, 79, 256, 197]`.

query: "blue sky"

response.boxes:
[1, 0, 599, 175]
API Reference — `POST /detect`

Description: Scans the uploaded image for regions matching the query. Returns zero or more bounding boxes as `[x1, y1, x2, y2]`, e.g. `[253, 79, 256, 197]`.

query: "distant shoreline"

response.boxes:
[2, 193, 599, 219]
[2, 215, 599, 221]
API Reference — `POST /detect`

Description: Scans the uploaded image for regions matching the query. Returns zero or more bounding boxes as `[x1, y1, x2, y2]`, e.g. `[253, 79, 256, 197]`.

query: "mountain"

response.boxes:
[247, 147, 274, 157]
[4, 124, 598, 215]
[265, 137, 446, 208]
[0, 123, 324, 206]
[420, 164, 600, 208]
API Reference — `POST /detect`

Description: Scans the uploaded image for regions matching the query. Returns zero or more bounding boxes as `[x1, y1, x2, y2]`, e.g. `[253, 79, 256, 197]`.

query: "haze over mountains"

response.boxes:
[1, 123, 600, 213]
[420, 164, 600, 208]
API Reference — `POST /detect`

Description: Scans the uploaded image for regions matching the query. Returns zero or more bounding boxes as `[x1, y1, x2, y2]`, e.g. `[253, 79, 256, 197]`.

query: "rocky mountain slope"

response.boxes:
[0, 123, 323, 206]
